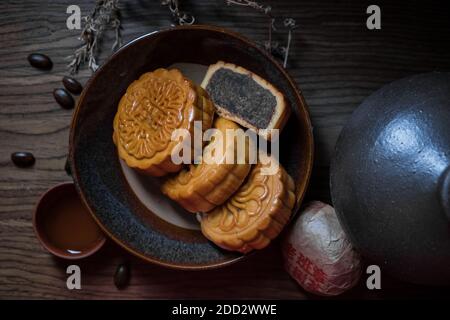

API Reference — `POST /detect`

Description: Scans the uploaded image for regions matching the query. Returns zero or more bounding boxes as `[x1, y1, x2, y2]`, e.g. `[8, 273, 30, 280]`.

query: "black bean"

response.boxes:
[64, 157, 72, 176]
[114, 263, 131, 290]
[53, 88, 74, 109]
[62, 76, 83, 95]
[27, 53, 52, 70]
[11, 152, 35, 168]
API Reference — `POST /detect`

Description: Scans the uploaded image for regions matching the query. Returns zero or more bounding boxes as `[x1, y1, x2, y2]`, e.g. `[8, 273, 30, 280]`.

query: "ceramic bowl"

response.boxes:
[69, 25, 314, 269]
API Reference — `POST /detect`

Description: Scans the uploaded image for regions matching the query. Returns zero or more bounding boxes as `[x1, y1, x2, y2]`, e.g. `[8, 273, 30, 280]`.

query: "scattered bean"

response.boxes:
[11, 152, 35, 168]
[62, 76, 83, 95]
[114, 262, 130, 289]
[53, 88, 75, 109]
[27, 53, 53, 70]
[65, 158, 72, 176]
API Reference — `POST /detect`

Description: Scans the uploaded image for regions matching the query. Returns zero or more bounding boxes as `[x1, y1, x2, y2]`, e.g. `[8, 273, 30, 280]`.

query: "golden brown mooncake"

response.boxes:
[161, 117, 253, 213]
[113, 68, 215, 176]
[201, 159, 296, 253]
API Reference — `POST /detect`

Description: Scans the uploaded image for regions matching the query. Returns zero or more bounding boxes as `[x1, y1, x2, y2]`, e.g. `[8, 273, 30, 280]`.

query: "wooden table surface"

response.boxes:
[1, 0, 450, 299]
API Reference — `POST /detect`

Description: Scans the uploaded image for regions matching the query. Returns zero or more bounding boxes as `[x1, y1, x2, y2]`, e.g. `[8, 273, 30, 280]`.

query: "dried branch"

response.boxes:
[225, 0, 297, 68]
[68, 0, 122, 74]
[283, 18, 297, 68]
[226, 1, 274, 51]
[226, 0, 272, 15]
[161, 0, 195, 25]
[68, 0, 297, 71]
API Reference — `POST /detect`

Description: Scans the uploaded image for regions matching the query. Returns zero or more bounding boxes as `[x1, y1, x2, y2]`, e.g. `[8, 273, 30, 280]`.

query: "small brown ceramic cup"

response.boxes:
[33, 182, 106, 259]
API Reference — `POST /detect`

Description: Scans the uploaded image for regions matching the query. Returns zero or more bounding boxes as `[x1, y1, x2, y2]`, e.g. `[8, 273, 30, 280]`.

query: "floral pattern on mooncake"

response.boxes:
[161, 117, 252, 213]
[201, 159, 295, 253]
[113, 68, 214, 176]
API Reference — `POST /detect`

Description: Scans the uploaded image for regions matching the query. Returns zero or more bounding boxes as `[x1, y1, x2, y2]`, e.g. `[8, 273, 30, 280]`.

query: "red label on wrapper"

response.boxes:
[284, 242, 330, 293]
[282, 201, 362, 296]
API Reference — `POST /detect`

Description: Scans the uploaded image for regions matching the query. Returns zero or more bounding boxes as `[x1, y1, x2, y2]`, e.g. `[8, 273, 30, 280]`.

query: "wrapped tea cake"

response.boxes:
[282, 201, 362, 296]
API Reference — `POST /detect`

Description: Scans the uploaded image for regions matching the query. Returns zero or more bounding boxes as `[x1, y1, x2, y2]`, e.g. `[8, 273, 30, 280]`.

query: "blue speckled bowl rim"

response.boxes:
[68, 25, 314, 270]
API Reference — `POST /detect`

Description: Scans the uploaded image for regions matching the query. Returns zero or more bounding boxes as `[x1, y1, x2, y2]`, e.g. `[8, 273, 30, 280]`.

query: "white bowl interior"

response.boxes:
[119, 63, 208, 230]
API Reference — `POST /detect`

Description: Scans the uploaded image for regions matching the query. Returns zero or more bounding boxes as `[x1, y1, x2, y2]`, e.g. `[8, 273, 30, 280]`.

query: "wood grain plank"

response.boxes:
[1, 0, 449, 299]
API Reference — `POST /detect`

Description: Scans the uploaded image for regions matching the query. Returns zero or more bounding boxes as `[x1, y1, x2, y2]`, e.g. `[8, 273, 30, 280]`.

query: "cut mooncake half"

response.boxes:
[201, 61, 290, 140]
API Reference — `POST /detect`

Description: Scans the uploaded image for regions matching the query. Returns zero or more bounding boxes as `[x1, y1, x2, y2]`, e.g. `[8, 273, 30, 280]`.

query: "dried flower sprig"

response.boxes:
[161, 0, 195, 25]
[225, 0, 297, 68]
[226, 0, 274, 52]
[226, 0, 271, 15]
[68, 0, 122, 74]
[282, 18, 297, 68]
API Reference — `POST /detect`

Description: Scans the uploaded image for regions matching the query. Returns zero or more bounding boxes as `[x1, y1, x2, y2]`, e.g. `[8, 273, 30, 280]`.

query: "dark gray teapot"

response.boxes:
[330, 72, 450, 285]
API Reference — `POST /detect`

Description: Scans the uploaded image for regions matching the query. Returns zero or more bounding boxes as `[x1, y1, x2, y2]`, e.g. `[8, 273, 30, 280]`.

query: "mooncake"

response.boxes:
[161, 117, 253, 213]
[113, 68, 215, 176]
[201, 61, 290, 140]
[201, 159, 295, 253]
